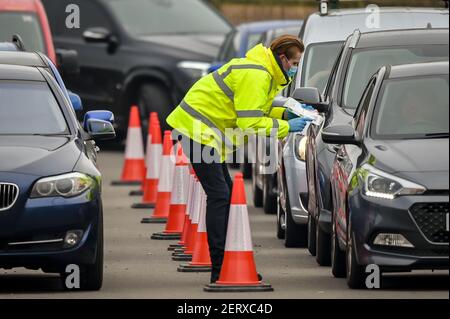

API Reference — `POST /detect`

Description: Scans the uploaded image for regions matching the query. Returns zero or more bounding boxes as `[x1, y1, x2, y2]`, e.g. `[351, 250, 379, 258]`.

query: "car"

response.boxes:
[0, 63, 116, 290]
[304, 27, 449, 266]
[322, 61, 449, 288]
[42, 0, 233, 134]
[0, 43, 82, 113]
[275, 6, 450, 250]
[0, 0, 56, 64]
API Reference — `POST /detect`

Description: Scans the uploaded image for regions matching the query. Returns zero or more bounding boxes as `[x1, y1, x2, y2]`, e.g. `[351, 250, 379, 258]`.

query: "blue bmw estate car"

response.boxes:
[0, 63, 115, 290]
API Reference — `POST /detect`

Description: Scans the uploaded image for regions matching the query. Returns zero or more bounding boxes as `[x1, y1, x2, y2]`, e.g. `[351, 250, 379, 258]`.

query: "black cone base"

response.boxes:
[141, 217, 167, 224]
[132, 203, 155, 209]
[204, 283, 274, 293]
[129, 190, 144, 196]
[168, 244, 184, 251]
[177, 264, 211, 273]
[151, 232, 181, 240]
[111, 181, 141, 186]
[172, 254, 192, 262]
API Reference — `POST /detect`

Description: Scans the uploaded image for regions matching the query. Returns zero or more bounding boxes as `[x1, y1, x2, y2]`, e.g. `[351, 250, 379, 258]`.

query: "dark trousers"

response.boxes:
[177, 134, 233, 283]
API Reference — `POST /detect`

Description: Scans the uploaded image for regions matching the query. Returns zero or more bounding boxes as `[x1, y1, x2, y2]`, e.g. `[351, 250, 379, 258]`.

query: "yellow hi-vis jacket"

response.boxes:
[166, 44, 290, 161]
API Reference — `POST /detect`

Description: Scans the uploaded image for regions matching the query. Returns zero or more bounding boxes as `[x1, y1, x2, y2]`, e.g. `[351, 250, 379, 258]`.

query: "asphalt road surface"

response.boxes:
[0, 151, 448, 299]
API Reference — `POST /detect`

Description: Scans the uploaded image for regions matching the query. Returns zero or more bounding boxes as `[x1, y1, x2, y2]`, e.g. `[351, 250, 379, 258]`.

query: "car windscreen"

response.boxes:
[219, 30, 240, 62]
[106, 0, 231, 36]
[0, 12, 45, 53]
[372, 75, 449, 140]
[343, 45, 450, 110]
[301, 42, 343, 93]
[0, 81, 68, 135]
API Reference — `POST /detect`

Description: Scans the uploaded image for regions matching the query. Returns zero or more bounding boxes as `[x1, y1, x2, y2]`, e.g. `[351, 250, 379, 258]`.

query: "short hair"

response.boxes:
[270, 35, 305, 59]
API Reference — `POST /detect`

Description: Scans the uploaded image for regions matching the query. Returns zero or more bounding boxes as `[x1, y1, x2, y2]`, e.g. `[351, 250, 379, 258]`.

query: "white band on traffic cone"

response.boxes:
[125, 127, 145, 159]
[197, 188, 208, 233]
[146, 144, 162, 179]
[224, 205, 253, 252]
[171, 165, 190, 205]
[190, 180, 202, 225]
[157, 154, 175, 192]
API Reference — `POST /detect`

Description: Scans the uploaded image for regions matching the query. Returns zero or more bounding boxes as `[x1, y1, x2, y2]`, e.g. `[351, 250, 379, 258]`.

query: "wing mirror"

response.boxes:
[68, 91, 83, 112]
[292, 87, 330, 113]
[83, 27, 119, 54]
[322, 125, 360, 145]
[83, 111, 116, 140]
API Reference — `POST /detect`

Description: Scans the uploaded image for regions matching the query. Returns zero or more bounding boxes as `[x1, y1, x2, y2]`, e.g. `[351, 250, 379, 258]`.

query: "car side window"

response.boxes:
[354, 78, 376, 137]
[51, 0, 113, 38]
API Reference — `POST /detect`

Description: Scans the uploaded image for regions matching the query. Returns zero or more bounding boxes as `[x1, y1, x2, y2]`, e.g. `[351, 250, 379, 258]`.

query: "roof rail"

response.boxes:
[349, 29, 361, 49]
[12, 35, 26, 52]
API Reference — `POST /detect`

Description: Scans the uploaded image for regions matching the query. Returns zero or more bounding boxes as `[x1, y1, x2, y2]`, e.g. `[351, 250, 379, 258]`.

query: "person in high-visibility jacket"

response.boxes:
[167, 35, 311, 283]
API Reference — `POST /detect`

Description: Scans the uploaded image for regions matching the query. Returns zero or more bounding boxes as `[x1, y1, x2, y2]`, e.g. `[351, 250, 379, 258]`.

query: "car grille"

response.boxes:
[0, 183, 19, 211]
[410, 202, 449, 244]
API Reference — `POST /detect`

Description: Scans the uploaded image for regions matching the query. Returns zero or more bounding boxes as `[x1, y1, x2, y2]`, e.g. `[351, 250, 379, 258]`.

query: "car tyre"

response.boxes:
[137, 83, 172, 134]
[315, 219, 331, 266]
[285, 191, 307, 248]
[276, 196, 285, 240]
[263, 174, 277, 215]
[331, 218, 346, 278]
[346, 227, 365, 289]
[307, 215, 317, 256]
[252, 164, 263, 208]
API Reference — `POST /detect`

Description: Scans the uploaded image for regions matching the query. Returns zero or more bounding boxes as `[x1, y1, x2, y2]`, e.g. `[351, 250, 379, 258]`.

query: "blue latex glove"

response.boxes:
[288, 117, 313, 133]
[302, 104, 316, 111]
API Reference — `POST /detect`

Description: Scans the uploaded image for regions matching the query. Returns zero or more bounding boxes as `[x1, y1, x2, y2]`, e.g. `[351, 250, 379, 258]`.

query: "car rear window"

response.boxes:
[372, 75, 449, 139]
[0, 81, 68, 135]
[0, 12, 45, 53]
[343, 45, 450, 110]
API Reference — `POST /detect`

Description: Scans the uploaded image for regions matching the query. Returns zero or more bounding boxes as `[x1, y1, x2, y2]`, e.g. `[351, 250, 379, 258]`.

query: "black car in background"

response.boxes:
[303, 28, 450, 267]
[323, 61, 449, 288]
[42, 0, 232, 134]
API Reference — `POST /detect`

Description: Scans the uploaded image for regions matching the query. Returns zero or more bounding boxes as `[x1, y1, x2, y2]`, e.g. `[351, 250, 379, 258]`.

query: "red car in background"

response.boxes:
[0, 0, 56, 64]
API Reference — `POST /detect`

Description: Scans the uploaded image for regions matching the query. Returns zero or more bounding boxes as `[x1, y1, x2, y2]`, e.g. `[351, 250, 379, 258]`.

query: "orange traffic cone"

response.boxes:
[132, 115, 162, 208]
[112, 106, 146, 186]
[152, 144, 189, 240]
[141, 131, 175, 224]
[178, 187, 212, 272]
[204, 173, 273, 292]
[129, 113, 158, 196]
[168, 167, 195, 251]
[172, 176, 202, 262]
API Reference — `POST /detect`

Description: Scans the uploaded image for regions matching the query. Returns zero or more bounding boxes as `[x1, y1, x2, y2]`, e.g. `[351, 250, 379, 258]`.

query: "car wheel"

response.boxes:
[252, 164, 263, 208]
[276, 196, 285, 240]
[285, 191, 307, 248]
[137, 83, 172, 134]
[81, 213, 104, 291]
[263, 174, 277, 215]
[331, 218, 346, 278]
[315, 218, 331, 266]
[307, 214, 316, 256]
[346, 227, 365, 289]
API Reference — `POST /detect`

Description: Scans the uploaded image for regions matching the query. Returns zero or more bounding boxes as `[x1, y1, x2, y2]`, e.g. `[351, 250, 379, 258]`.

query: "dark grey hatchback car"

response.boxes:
[322, 61, 449, 289]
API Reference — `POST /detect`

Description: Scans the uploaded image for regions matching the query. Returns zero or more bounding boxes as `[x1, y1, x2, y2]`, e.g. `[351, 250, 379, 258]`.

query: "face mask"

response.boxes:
[287, 66, 298, 78]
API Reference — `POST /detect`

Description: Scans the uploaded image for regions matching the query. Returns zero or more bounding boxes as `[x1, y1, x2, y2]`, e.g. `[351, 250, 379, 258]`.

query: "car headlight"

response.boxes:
[360, 164, 426, 200]
[295, 135, 307, 162]
[178, 61, 211, 79]
[31, 172, 94, 198]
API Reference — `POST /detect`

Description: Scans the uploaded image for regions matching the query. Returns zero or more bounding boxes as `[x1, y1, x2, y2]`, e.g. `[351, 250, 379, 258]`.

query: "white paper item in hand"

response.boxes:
[285, 98, 320, 121]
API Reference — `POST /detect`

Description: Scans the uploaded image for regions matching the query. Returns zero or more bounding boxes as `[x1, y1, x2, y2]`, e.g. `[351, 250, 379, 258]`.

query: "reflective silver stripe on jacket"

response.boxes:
[236, 110, 265, 118]
[179, 100, 235, 149]
[212, 64, 271, 102]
